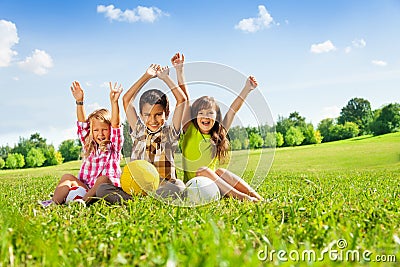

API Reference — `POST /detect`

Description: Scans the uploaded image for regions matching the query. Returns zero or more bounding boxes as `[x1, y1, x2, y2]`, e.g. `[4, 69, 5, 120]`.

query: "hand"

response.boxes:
[146, 64, 160, 78]
[109, 82, 123, 103]
[70, 81, 84, 101]
[171, 52, 185, 71]
[245, 76, 258, 91]
[156, 66, 170, 80]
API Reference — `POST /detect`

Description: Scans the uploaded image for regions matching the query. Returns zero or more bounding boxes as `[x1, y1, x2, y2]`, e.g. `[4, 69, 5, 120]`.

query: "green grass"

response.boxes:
[1, 133, 400, 266]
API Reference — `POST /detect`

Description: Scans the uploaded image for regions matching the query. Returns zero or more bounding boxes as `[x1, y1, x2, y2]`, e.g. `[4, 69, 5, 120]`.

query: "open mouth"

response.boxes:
[201, 120, 211, 127]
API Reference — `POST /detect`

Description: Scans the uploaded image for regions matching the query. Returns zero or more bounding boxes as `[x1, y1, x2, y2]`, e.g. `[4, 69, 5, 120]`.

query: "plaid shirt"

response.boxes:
[77, 121, 123, 188]
[130, 120, 179, 180]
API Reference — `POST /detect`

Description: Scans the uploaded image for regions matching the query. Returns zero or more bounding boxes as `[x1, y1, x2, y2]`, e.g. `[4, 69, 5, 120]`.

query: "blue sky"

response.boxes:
[1, 0, 399, 148]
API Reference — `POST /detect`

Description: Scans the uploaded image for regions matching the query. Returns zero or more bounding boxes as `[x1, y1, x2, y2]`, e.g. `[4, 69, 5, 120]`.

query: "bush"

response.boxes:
[5, 153, 25, 169]
[231, 139, 242, 151]
[44, 147, 64, 166]
[26, 148, 46, 168]
[0, 157, 5, 169]
[264, 132, 276, 148]
[249, 133, 264, 149]
[285, 126, 305, 146]
[59, 139, 81, 162]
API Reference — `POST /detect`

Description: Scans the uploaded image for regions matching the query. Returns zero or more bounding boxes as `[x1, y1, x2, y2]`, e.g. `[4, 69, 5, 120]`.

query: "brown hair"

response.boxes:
[191, 96, 230, 162]
[83, 108, 111, 158]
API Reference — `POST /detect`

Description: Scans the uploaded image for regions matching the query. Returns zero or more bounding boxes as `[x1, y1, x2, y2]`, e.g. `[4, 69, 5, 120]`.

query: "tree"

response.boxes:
[264, 132, 276, 148]
[249, 133, 264, 149]
[26, 148, 46, 168]
[285, 126, 305, 146]
[59, 139, 81, 162]
[0, 157, 5, 169]
[12, 133, 48, 158]
[43, 146, 64, 166]
[276, 132, 284, 147]
[231, 139, 242, 150]
[5, 153, 25, 169]
[0, 145, 12, 160]
[338, 98, 373, 135]
[369, 103, 400, 135]
[122, 120, 133, 158]
[317, 118, 335, 142]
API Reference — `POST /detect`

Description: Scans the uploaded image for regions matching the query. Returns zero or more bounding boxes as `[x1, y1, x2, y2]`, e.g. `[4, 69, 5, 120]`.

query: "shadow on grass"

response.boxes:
[349, 135, 374, 141]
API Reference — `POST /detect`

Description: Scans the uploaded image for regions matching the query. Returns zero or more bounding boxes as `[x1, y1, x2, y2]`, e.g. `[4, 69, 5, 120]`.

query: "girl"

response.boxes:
[171, 52, 262, 202]
[39, 81, 124, 207]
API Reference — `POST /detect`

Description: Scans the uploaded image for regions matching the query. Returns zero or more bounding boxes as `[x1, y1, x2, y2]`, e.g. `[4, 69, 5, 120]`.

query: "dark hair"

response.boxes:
[139, 89, 170, 117]
[191, 96, 230, 162]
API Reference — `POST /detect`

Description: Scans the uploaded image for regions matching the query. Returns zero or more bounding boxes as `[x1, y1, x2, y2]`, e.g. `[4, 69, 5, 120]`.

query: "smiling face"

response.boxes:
[91, 119, 111, 145]
[140, 103, 166, 132]
[196, 108, 217, 134]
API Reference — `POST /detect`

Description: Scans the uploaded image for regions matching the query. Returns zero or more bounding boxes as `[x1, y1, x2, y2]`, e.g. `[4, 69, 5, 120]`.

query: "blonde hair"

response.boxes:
[83, 108, 111, 158]
[191, 96, 230, 162]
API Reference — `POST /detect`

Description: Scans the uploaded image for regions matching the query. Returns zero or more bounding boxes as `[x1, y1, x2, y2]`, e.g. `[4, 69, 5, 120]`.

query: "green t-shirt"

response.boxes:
[179, 123, 218, 182]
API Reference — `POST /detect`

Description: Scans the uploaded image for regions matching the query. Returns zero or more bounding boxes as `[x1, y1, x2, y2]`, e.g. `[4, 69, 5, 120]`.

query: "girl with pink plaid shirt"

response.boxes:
[39, 81, 124, 207]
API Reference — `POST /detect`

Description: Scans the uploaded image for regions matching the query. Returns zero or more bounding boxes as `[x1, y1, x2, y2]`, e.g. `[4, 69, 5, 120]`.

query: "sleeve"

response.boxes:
[77, 121, 90, 146]
[110, 124, 124, 153]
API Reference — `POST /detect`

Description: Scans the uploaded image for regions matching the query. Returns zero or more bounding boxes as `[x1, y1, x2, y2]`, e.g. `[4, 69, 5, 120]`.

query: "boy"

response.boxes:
[97, 64, 187, 203]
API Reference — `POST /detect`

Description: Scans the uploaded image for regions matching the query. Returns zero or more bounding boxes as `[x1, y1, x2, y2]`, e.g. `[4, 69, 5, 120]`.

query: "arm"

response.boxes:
[109, 82, 123, 128]
[122, 64, 159, 130]
[70, 81, 86, 122]
[157, 66, 187, 132]
[222, 76, 258, 131]
[171, 52, 191, 132]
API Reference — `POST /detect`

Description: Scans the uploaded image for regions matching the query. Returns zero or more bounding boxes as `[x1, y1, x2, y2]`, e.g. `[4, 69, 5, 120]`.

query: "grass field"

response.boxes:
[1, 133, 399, 266]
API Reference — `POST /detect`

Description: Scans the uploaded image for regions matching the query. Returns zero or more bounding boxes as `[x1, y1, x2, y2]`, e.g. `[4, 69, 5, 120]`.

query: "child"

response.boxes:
[172, 52, 262, 202]
[39, 81, 124, 207]
[96, 63, 187, 203]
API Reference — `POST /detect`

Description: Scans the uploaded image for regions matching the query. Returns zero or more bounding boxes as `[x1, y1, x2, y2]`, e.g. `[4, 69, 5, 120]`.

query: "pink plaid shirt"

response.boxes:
[77, 121, 123, 188]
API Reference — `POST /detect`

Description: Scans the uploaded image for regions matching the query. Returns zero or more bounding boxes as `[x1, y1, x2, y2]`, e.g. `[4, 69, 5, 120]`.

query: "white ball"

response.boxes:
[185, 176, 221, 205]
[65, 186, 88, 203]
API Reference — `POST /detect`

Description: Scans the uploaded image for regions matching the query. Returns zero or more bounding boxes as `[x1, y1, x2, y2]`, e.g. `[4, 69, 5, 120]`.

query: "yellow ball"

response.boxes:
[120, 160, 160, 195]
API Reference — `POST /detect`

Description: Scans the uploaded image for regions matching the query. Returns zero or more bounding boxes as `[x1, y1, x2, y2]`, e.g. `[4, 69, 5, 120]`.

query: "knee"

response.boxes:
[196, 167, 212, 177]
[215, 168, 227, 176]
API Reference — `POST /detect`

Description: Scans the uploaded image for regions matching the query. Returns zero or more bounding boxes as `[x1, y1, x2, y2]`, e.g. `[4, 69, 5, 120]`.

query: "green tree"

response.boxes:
[317, 118, 335, 142]
[0, 145, 12, 160]
[0, 157, 5, 169]
[59, 139, 81, 162]
[43, 146, 64, 166]
[122, 120, 133, 158]
[264, 132, 276, 148]
[369, 103, 400, 135]
[249, 133, 264, 149]
[26, 148, 46, 168]
[5, 153, 25, 169]
[231, 139, 242, 151]
[276, 132, 284, 147]
[285, 126, 305, 146]
[12, 133, 48, 158]
[338, 97, 373, 135]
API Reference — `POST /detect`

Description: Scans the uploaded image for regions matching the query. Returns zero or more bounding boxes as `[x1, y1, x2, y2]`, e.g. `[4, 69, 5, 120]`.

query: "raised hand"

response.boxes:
[156, 66, 170, 80]
[246, 76, 258, 91]
[171, 52, 185, 71]
[70, 81, 84, 101]
[109, 82, 123, 103]
[146, 64, 160, 78]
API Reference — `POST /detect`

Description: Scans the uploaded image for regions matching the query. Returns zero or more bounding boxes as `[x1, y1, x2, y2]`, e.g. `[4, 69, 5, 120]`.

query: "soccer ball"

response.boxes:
[120, 160, 160, 195]
[65, 186, 88, 203]
[185, 176, 221, 205]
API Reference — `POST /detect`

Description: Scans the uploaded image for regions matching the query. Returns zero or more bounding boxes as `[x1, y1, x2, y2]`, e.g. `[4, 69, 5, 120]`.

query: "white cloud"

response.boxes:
[97, 5, 168, 23]
[18, 49, 54, 75]
[352, 38, 366, 48]
[0, 20, 19, 67]
[371, 60, 387, 67]
[235, 5, 274, 33]
[345, 46, 352, 54]
[310, 40, 336, 54]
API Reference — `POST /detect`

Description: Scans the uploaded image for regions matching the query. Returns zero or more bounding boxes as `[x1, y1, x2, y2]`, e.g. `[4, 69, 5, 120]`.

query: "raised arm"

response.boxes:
[171, 52, 191, 132]
[122, 64, 159, 130]
[222, 76, 258, 131]
[157, 66, 187, 132]
[109, 82, 123, 128]
[70, 81, 86, 122]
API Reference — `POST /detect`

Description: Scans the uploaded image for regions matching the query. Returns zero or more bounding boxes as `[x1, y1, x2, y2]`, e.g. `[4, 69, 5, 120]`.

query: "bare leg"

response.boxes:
[196, 168, 258, 202]
[216, 168, 263, 201]
[83, 175, 111, 203]
[52, 174, 87, 204]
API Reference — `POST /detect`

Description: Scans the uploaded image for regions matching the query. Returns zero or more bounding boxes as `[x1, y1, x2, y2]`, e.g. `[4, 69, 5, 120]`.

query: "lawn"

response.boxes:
[0, 133, 399, 266]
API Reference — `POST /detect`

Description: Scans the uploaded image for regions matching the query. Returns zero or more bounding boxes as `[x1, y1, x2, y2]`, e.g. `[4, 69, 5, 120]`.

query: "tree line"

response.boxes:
[1, 98, 398, 169]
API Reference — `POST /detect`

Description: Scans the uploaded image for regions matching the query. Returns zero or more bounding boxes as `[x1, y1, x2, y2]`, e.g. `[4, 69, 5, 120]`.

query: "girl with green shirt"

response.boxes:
[172, 53, 262, 202]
